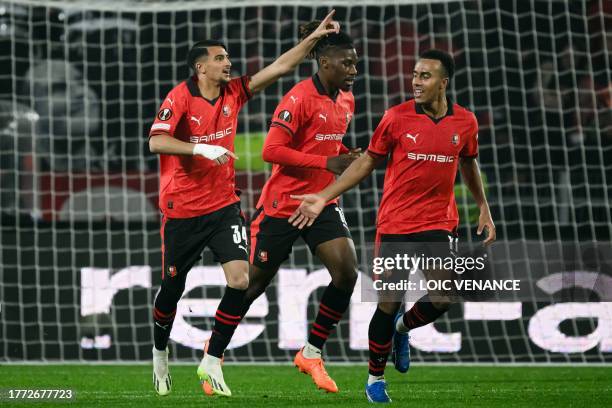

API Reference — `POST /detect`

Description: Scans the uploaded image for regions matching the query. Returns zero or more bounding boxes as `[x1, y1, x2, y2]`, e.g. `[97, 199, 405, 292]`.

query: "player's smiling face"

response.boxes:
[323, 48, 358, 92]
[197, 46, 232, 84]
[412, 59, 448, 104]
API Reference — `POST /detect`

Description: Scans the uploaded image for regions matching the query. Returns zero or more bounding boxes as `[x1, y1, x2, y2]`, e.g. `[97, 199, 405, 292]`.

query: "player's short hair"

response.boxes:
[187, 40, 227, 72]
[298, 21, 354, 61]
[419, 49, 455, 80]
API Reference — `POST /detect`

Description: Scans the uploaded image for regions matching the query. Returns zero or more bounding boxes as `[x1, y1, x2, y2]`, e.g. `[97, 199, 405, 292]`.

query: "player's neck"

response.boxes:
[196, 75, 222, 100]
[316, 72, 339, 98]
[420, 95, 448, 119]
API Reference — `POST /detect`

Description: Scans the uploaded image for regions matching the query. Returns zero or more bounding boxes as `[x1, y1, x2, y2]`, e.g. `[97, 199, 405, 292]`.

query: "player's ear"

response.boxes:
[440, 77, 448, 91]
[319, 56, 330, 69]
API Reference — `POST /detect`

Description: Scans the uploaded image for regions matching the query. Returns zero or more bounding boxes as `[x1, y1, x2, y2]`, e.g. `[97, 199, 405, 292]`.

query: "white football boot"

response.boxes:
[197, 353, 231, 397]
[152, 347, 172, 396]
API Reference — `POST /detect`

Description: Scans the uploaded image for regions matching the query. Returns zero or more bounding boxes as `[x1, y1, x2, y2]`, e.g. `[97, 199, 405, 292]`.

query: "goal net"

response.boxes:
[1, 0, 610, 363]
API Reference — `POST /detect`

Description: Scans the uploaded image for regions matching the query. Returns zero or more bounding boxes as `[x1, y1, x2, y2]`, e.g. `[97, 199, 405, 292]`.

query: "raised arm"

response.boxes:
[459, 157, 496, 245]
[248, 10, 339, 94]
[289, 151, 381, 228]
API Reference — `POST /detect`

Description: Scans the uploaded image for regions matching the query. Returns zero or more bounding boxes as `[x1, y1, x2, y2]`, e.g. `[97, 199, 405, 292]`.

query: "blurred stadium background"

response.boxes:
[0, 0, 610, 369]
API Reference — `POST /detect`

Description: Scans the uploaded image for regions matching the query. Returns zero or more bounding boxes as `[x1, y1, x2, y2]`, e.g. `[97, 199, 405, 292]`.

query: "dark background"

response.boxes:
[0, 0, 610, 361]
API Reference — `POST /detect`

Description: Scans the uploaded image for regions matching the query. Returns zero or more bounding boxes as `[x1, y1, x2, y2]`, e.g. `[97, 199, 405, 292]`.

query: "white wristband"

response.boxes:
[192, 143, 228, 160]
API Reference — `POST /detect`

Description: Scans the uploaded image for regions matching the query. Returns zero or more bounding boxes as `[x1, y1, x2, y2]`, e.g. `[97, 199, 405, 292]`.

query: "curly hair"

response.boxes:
[298, 21, 354, 60]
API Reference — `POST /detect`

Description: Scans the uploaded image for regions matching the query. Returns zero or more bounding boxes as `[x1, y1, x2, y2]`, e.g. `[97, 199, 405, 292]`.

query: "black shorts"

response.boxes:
[376, 229, 458, 261]
[161, 202, 248, 280]
[375, 229, 459, 301]
[250, 204, 352, 269]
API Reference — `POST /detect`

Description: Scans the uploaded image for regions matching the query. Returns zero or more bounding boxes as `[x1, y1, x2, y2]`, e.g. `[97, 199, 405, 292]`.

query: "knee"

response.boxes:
[431, 299, 452, 312]
[331, 266, 358, 293]
[378, 301, 401, 316]
[244, 276, 267, 301]
[227, 273, 249, 290]
[157, 280, 186, 305]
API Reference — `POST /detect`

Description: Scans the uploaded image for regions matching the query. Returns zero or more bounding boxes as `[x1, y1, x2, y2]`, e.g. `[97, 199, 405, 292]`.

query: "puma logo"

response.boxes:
[165, 97, 174, 107]
[290, 95, 298, 104]
[190, 116, 202, 126]
[319, 113, 327, 122]
[406, 133, 419, 143]
[238, 245, 248, 254]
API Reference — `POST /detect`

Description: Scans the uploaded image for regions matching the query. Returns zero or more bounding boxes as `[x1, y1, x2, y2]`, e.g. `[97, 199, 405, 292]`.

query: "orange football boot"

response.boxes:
[294, 348, 338, 393]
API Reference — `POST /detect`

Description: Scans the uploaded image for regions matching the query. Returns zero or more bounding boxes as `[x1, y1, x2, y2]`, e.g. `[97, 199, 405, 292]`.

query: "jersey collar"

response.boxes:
[312, 73, 339, 102]
[415, 96, 454, 124]
[186, 75, 223, 106]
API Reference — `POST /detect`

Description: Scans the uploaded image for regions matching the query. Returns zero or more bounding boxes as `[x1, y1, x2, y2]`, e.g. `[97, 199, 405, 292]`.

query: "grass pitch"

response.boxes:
[1, 365, 611, 407]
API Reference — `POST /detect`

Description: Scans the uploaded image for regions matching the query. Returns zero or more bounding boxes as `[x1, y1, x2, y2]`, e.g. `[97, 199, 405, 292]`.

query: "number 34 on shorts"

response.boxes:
[231, 225, 248, 254]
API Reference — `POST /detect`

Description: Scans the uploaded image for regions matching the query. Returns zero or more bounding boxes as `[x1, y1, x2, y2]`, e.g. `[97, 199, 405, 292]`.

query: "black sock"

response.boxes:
[402, 294, 448, 331]
[368, 307, 396, 376]
[307, 283, 352, 350]
[153, 272, 187, 351]
[207, 286, 246, 358]
[153, 289, 179, 351]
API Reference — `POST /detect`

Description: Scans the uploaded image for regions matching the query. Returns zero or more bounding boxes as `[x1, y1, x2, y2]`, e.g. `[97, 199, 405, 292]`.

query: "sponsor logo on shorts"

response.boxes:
[167, 265, 177, 278]
[258, 250, 268, 263]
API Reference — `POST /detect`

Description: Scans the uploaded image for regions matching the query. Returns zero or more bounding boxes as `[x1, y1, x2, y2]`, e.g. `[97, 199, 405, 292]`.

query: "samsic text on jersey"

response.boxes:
[257, 75, 355, 217]
[149, 75, 251, 218]
[368, 98, 478, 235]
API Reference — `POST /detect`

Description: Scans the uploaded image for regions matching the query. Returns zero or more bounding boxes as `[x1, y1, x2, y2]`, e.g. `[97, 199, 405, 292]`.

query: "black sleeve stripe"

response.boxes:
[241, 76, 252, 100]
[270, 121, 295, 137]
[367, 149, 387, 159]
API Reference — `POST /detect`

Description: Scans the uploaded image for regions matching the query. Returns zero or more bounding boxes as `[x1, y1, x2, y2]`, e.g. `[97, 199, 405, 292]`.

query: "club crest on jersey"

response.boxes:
[158, 108, 172, 121]
[345, 112, 352, 124]
[223, 105, 231, 117]
[167, 265, 177, 278]
[451, 133, 459, 145]
[278, 110, 292, 123]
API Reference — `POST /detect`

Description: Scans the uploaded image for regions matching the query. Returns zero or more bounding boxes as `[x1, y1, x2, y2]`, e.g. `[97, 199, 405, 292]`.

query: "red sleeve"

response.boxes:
[268, 89, 304, 137]
[339, 144, 350, 154]
[262, 126, 327, 169]
[149, 87, 187, 137]
[460, 113, 479, 158]
[367, 110, 395, 156]
[226, 75, 252, 107]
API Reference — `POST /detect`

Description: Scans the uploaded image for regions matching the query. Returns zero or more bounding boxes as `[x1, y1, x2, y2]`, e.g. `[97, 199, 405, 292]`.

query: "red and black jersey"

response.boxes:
[149, 75, 251, 218]
[257, 75, 355, 217]
[368, 98, 478, 235]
